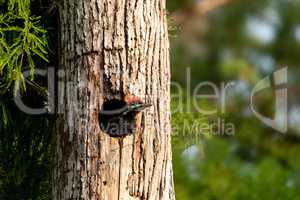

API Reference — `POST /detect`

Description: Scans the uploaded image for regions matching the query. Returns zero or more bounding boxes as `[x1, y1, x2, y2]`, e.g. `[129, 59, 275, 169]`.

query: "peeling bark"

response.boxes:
[53, 0, 175, 199]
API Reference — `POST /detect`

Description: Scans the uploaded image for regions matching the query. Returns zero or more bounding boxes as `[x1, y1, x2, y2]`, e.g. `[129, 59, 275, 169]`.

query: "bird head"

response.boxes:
[125, 95, 152, 113]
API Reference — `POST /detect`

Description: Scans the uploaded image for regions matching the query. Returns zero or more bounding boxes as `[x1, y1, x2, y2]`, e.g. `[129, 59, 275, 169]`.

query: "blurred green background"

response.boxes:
[1, 0, 300, 199]
[169, 0, 300, 199]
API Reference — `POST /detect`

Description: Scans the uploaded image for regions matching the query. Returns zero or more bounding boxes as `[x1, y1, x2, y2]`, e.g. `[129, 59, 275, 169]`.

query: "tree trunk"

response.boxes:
[53, 0, 175, 199]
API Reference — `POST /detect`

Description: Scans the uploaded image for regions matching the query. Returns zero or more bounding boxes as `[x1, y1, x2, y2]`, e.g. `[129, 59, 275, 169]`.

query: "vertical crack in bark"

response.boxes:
[118, 138, 123, 200]
[124, 0, 130, 80]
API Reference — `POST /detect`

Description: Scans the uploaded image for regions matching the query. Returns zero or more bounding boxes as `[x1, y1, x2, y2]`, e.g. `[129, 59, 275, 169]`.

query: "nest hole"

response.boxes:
[99, 99, 136, 137]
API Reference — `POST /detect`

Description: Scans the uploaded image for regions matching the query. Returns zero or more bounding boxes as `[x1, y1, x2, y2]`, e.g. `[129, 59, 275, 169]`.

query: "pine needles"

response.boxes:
[0, 0, 48, 95]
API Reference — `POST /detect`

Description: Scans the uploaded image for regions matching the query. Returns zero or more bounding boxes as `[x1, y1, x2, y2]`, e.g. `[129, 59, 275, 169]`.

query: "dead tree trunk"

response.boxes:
[53, 0, 175, 199]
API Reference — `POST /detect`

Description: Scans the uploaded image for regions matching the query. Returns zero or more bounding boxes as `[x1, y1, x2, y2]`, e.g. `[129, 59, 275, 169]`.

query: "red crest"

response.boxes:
[126, 95, 143, 105]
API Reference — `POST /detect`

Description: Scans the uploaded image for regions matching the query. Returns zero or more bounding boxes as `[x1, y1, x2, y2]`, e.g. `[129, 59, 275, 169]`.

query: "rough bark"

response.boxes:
[53, 0, 175, 199]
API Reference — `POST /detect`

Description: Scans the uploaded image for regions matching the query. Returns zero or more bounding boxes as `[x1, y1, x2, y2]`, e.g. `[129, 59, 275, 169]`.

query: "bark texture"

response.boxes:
[53, 0, 175, 199]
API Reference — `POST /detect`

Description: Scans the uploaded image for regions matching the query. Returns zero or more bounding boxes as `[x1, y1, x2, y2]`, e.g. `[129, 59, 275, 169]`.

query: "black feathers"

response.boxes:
[98, 99, 151, 137]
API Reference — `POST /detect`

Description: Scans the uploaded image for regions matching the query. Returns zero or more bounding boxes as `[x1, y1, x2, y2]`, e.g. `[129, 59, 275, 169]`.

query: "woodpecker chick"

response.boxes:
[125, 95, 152, 114]
[99, 96, 151, 137]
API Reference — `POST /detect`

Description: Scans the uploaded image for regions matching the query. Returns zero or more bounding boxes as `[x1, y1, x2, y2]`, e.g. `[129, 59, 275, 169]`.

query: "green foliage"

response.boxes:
[0, 100, 53, 200]
[0, 0, 52, 199]
[173, 137, 300, 200]
[0, 0, 48, 95]
[171, 98, 209, 151]
[169, 0, 300, 199]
